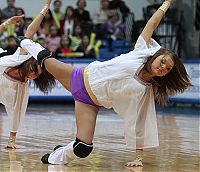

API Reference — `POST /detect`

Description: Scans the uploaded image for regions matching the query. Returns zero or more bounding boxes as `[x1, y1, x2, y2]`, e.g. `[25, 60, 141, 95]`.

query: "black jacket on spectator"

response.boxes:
[195, 0, 200, 30]
[76, 45, 96, 58]
[0, 46, 18, 57]
[73, 9, 91, 23]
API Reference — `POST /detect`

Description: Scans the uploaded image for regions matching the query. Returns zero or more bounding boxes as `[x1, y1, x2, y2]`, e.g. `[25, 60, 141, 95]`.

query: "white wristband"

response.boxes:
[40, 4, 49, 16]
[159, 1, 171, 13]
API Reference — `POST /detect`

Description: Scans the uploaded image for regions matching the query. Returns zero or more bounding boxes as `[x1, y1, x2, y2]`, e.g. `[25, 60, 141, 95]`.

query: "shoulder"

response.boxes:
[134, 35, 161, 52]
[2, 7, 8, 14]
[134, 35, 148, 50]
[85, 10, 90, 14]
[74, 9, 79, 13]
[2, 7, 8, 11]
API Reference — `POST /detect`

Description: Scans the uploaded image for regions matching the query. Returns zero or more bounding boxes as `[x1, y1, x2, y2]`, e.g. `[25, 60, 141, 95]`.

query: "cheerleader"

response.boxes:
[0, 0, 55, 149]
[20, 0, 191, 166]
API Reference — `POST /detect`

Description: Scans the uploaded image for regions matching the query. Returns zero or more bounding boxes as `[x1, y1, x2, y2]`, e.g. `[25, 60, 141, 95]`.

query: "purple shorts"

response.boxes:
[70, 67, 99, 107]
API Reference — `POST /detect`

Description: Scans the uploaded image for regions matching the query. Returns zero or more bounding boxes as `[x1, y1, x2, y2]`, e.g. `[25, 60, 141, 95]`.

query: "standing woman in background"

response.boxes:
[195, 0, 200, 56]
[38, 9, 55, 37]
[0, 0, 55, 149]
[59, 6, 76, 36]
[19, 0, 191, 167]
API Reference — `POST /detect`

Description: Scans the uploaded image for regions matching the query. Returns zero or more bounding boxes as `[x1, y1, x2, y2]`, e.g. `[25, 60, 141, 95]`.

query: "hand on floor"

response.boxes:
[124, 160, 143, 167]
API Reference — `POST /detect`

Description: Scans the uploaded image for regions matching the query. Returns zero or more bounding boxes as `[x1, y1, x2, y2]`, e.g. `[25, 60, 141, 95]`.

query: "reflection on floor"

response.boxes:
[0, 104, 199, 172]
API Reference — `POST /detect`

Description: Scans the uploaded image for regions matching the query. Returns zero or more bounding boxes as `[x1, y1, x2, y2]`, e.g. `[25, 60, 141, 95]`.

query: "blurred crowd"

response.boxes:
[0, 0, 136, 59]
[0, 0, 188, 60]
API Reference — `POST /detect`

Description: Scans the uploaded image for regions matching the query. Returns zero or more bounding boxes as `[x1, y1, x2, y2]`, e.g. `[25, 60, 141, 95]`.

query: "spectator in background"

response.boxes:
[24, 17, 33, 34]
[109, 0, 127, 18]
[70, 24, 83, 51]
[39, 9, 55, 36]
[195, 0, 200, 30]
[52, 0, 64, 29]
[109, 0, 135, 43]
[0, 9, 3, 24]
[24, 17, 43, 41]
[60, 6, 77, 36]
[54, 35, 73, 58]
[16, 7, 24, 16]
[195, 0, 200, 56]
[24, 17, 33, 28]
[0, 35, 17, 56]
[74, 0, 91, 23]
[93, 0, 109, 39]
[15, 8, 26, 36]
[44, 24, 61, 52]
[2, 0, 19, 19]
[93, 0, 109, 25]
[0, 10, 8, 46]
[1, 0, 22, 37]
[76, 34, 96, 58]
[36, 35, 46, 48]
[0, 9, 5, 46]
[74, 0, 93, 34]
[119, 2, 135, 43]
[100, 9, 124, 42]
[15, 19, 25, 36]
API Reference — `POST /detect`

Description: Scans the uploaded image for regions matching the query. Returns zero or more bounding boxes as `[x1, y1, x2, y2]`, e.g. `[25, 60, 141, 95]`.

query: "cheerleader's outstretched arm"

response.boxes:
[0, 15, 24, 33]
[140, 0, 174, 45]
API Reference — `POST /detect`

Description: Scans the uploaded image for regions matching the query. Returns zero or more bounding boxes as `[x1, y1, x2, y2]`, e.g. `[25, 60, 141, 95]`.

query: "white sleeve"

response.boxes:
[113, 88, 159, 149]
[20, 39, 45, 60]
[0, 48, 32, 74]
[134, 35, 162, 56]
[5, 83, 29, 132]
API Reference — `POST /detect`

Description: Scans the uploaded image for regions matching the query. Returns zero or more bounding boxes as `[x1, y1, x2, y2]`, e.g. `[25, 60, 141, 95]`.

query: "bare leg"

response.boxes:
[44, 58, 74, 91]
[47, 102, 99, 165]
[75, 101, 99, 144]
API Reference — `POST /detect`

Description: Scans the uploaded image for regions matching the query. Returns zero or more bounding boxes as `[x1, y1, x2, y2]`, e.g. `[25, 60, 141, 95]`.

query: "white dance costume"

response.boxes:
[0, 48, 32, 132]
[20, 36, 161, 164]
[86, 35, 161, 149]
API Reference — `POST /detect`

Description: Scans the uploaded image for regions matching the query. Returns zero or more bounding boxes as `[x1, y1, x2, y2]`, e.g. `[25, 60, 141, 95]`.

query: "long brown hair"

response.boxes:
[144, 48, 192, 105]
[13, 57, 56, 94]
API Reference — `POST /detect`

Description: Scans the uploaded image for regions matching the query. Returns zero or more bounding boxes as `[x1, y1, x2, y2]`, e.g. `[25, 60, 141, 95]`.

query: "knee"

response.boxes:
[37, 49, 53, 69]
[73, 138, 93, 158]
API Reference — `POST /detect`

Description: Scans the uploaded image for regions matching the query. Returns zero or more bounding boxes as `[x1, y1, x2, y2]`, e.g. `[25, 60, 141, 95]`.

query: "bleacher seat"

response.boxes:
[98, 39, 132, 60]
[99, 48, 116, 61]
[123, 48, 131, 54]
[111, 40, 132, 55]
[113, 48, 123, 56]
[101, 39, 110, 48]
[111, 40, 126, 49]
[112, 40, 131, 49]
